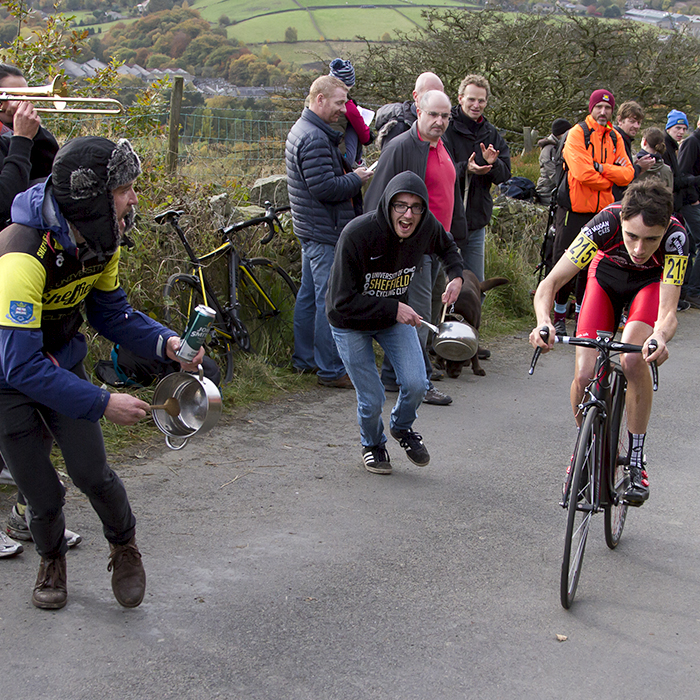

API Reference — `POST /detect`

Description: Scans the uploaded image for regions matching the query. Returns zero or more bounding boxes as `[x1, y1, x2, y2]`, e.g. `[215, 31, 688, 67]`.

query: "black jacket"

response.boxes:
[374, 100, 416, 151]
[284, 108, 362, 246]
[678, 128, 700, 206]
[443, 107, 511, 231]
[363, 122, 467, 245]
[662, 131, 696, 213]
[326, 171, 464, 331]
[0, 126, 59, 226]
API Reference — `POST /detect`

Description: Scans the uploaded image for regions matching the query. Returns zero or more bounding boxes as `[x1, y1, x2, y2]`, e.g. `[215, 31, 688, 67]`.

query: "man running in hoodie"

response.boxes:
[326, 172, 464, 475]
[0, 137, 204, 610]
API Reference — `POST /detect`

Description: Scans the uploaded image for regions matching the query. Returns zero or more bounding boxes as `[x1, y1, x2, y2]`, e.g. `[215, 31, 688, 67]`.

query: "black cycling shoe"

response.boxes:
[623, 464, 649, 506]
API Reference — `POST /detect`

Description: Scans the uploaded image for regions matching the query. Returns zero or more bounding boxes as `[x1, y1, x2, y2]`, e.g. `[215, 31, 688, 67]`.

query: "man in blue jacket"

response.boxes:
[0, 137, 204, 610]
[285, 75, 373, 388]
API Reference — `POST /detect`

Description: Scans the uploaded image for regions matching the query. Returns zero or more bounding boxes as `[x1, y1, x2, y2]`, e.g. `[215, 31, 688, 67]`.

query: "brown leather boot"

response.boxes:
[32, 555, 67, 609]
[108, 537, 146, 608]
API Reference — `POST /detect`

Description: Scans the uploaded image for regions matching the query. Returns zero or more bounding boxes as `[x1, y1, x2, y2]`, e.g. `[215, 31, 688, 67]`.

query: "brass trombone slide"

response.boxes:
[0, 76, 123, 115]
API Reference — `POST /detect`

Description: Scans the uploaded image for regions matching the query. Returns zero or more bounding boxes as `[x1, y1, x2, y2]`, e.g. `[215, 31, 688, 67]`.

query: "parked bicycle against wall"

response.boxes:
[156, 203, 297, 384]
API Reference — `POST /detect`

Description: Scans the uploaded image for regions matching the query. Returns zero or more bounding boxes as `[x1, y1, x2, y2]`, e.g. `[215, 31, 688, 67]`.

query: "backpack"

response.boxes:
[499, 176, 537, 201]
[94, 345, 221, 388]
[554, 121, 618, 210]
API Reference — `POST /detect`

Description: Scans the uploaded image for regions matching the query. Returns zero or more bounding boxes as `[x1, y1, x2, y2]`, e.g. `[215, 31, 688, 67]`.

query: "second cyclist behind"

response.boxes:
[529, 179, 689, 506]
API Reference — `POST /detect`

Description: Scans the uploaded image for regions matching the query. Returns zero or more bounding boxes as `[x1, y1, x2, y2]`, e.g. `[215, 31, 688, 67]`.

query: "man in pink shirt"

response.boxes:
[365, 90, 466, 405]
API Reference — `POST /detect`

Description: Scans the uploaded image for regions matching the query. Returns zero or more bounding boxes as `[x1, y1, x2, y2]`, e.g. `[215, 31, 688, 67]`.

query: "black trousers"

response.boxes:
[0, 362, 135, 558]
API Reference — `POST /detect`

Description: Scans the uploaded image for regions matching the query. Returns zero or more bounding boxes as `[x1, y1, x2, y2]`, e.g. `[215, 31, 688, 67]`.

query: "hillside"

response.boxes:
[73, 0, 477, 67]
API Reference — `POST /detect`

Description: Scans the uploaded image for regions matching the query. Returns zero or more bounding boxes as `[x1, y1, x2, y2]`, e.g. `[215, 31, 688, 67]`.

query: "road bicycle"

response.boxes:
[529, 329, 658, 609]
[156, 203, 297, 384]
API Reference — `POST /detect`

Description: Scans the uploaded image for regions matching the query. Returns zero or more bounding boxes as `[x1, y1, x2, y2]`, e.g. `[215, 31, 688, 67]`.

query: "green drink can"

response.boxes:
[176, 304, 216, 362]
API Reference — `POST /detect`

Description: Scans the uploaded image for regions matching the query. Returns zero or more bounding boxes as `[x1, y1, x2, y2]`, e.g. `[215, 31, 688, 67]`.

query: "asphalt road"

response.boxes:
[2, 313, 700, 700]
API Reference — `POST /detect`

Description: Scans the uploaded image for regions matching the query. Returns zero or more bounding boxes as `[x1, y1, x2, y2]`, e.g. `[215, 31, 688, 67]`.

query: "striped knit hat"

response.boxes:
[329, 58, 355, 88]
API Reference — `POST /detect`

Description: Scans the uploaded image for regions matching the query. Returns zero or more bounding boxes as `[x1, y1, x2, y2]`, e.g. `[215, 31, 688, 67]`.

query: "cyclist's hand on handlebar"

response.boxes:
[104, 393, 150, 425]
[355, 166, 374, 184]
[529, 322, 556, 351]
[396, 302, 421, 327]
[643, 335, 667, 365]
[165, 336, 206, 370]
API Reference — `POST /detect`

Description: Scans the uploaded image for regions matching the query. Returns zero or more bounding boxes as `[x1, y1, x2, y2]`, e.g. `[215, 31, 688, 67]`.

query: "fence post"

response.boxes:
[522, 126, 536, 156]
[167, 76, 184, 175]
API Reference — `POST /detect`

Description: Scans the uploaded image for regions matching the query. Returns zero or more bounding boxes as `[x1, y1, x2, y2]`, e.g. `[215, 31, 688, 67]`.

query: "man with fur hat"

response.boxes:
[0, 136, 204, 610]
[550, 88, 634, 335]
[326, 171, 463, 475]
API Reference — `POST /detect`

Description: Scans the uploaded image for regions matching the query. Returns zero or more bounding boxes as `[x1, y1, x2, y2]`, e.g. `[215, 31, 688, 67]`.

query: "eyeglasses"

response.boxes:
[425, 111, 450, 120]
[391, 202, 426, 215]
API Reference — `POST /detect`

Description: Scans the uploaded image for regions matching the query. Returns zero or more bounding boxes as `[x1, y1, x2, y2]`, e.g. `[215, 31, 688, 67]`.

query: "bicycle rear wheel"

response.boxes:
[561, 407, 599, 609]
[237, 258, 297, 367]
[163, 273, 235, 384]
[604, 368, 629, 549]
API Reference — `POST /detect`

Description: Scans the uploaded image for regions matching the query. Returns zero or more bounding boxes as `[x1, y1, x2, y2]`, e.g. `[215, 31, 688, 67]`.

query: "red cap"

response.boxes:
[589, 89, 615, 114]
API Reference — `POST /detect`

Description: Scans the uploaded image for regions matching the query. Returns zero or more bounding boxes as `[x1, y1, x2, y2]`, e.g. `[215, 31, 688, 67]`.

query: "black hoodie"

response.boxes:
[326, 171, 463, 331]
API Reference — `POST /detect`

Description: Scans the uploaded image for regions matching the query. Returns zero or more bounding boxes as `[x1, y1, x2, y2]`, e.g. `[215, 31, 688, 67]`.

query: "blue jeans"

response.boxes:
[292, 240, 346, 381]
[332, 323, 428, 448]
[381, 254, 437, 388]
[681, 202, 700, 296]
[460, 227, 486, 283]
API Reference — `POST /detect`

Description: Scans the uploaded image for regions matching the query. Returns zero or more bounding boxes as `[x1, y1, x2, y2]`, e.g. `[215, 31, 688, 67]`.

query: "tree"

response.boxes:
[285, 26, 297, 43]
[353, 10, 700, 134]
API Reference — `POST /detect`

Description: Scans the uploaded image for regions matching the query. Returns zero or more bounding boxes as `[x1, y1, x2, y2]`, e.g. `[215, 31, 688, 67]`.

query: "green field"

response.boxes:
[71, 0, 478, 66]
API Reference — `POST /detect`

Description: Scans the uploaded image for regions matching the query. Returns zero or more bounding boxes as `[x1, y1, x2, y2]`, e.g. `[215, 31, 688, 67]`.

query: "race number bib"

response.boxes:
[662, 254, 688, 286]
[565, 231, 599, 269]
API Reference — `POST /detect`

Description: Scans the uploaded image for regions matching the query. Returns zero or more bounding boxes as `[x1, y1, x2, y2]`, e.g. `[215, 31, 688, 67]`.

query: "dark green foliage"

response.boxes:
[353, 10, 700, 134]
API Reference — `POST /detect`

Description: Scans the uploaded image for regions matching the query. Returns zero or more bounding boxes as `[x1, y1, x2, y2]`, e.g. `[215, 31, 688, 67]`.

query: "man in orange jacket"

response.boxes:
[552, 89, 635, 335]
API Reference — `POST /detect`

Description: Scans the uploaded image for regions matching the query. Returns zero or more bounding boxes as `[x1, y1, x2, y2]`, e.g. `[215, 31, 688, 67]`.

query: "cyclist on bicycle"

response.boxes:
[530, 179, 689, 506]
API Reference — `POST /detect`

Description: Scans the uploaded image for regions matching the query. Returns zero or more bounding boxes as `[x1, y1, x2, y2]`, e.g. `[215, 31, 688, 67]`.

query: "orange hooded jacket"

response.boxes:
[562, 114, 634, 214]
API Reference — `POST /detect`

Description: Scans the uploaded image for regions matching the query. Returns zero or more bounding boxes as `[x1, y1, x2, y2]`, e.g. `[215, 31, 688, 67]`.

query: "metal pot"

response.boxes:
[151, 365, 222, 450]
[421, 304, 479, 362]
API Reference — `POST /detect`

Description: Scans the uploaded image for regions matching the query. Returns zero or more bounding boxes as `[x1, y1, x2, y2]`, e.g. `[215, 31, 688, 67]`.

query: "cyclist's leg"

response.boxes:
[570, 264, 615, 426]
[620, 281, 659, 434]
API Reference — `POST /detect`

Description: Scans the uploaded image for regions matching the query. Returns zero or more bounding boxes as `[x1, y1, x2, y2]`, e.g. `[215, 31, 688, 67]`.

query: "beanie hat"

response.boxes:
[52, 137, 141, 260]
[666, 109, 689, 131]
[329, 58, 355, 88]
[589, 89, 615, 114]
[552, 118, 572, 138]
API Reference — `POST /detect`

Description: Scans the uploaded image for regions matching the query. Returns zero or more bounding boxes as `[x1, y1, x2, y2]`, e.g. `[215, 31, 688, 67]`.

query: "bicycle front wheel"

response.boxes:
[605, 368, 629, 549]
[237, 258, 297, 367]
[561, 407, 599, 609]
[163, 273, 235, 384]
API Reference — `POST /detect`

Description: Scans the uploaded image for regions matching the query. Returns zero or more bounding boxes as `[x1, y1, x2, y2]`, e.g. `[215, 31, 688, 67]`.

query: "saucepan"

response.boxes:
[151, 365, 222, 450]
[420, 304, 479, 362]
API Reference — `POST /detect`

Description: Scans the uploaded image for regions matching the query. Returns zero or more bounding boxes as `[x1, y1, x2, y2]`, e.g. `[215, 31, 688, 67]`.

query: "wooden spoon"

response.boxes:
[148, 397, 180, 417]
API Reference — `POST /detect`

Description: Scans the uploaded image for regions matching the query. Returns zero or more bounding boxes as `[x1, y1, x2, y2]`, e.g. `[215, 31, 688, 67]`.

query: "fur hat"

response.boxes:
[52, 137, 141, 260]
[329, 58, 355, 88]
[588, 89, 615, 114]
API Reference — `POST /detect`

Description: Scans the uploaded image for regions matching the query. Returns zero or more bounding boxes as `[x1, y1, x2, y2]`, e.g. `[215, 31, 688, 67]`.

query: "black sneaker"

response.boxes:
[390, 427, 430, 466]
[677, 299, 691, 312]
[624, 464, 649, 506]
[362, 444, 392, 475]
[554, 318, 567, 336]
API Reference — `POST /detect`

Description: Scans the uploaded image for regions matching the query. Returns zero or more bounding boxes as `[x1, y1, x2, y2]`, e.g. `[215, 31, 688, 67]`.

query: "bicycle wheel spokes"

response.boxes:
[237, 259, 297, 367]
[561, 409, 598, 609]
[163, 273, 235, 384]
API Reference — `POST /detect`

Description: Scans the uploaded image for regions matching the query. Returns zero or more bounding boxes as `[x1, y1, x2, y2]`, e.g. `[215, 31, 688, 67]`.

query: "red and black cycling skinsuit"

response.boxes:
[564, 202, 689, 338]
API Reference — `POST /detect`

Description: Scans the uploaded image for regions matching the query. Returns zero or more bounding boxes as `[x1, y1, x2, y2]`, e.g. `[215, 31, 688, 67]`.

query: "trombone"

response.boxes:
[0, 76, 123, 115]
